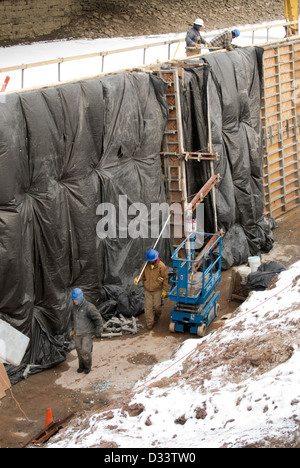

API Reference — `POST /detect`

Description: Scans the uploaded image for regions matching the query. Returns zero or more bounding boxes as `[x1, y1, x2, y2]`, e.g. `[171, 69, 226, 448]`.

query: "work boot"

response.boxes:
[77, 367, 84, 373]
[84, 368, 91, 374]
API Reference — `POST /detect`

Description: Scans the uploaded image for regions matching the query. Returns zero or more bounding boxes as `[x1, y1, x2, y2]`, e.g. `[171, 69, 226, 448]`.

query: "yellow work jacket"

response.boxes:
[140, 260, 168, 292]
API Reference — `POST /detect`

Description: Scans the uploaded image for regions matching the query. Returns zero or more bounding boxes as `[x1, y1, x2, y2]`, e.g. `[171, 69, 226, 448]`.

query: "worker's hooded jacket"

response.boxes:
[140, 260, 168, 292]
[71, 298, 103, 337]
[185, 26, 206, 47]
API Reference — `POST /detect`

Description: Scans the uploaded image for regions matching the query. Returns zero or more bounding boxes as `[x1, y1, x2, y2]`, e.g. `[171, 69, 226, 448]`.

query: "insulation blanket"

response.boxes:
[182, 47, 274, 269]
[0, 48, 274, 382]
[0, 73, 170, 383]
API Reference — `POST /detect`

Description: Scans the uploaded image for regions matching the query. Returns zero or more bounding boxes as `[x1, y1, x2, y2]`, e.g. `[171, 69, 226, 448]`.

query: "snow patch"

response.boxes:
[47, 261, 300, 448]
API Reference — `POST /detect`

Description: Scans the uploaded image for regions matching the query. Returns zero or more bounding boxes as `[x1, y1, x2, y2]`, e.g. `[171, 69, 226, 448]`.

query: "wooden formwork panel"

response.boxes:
[262, 38, 300, 219]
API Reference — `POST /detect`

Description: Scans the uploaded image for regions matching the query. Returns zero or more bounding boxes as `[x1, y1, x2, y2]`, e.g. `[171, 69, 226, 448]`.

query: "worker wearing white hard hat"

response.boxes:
[194, 18, 204, 27]
[185, 18, 206, 57]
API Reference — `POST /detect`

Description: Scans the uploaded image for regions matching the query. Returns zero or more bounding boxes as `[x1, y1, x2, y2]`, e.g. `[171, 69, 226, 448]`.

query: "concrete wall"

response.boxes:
[0, 0, 99, 42]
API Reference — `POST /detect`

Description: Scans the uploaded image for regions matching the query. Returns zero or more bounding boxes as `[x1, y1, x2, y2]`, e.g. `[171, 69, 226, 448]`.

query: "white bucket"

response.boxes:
[0, 319, 30, 366]
[185, 219, 193, 235]
[238, 266, 251, 285]
[248, 256, 261, 273]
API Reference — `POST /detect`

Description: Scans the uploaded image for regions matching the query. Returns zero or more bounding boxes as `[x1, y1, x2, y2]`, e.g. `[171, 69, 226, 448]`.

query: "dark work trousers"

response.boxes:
[74, 334, 93, 371]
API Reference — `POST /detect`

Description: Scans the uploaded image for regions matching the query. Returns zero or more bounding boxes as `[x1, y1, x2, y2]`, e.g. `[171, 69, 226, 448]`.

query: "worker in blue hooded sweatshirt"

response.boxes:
[185, 18, 207, 56]
[71, 288, 103, 374]
[133, 249, 168, 330]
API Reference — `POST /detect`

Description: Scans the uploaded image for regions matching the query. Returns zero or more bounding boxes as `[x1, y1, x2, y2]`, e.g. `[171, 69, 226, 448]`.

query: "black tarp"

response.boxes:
[181, 47, 274, 269]
[0, 73, 171, 383]
[1, 48, 275, 383]
[247, 261, 286, 291]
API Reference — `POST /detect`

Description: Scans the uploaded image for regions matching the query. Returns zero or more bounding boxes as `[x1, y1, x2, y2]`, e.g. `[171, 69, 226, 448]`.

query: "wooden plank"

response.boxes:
[0, 363, 11, 399]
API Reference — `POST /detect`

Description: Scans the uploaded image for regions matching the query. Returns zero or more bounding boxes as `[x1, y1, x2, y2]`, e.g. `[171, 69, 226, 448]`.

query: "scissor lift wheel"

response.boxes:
[169, 322, 176, 333]
[196, 324, 206, 337]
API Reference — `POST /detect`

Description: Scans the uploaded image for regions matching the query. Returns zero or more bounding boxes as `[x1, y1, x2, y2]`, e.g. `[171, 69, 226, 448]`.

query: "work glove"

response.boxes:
[133, 277, 139, 286]
[161, 290, 167, 299]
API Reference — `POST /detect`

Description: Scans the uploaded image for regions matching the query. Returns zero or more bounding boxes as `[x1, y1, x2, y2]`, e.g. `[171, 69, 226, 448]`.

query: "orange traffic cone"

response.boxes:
[45, 408, 54, 427]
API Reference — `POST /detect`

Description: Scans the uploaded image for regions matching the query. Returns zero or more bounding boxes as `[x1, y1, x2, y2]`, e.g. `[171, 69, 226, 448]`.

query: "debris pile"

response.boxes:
[102, 315, 143, 338]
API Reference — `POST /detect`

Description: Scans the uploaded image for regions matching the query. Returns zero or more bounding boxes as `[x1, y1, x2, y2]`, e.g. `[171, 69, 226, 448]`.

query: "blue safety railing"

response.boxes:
[169, 232, 222, 305]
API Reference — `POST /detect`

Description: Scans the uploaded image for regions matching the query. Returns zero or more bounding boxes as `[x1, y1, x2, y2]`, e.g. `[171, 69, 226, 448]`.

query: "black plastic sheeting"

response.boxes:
[1, 48, 275, 383]
[182, 47, 274, 269]
[247, 261, 286, 292]
[0, 73, 171, 383]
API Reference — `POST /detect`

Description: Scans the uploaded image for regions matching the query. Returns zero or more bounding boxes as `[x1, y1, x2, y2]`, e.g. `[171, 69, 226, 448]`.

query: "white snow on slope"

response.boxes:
[48, 261, 300, 448]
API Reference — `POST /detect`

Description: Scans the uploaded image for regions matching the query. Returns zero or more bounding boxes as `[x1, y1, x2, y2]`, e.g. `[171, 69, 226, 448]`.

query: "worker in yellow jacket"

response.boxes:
[134, 249, 168, 330]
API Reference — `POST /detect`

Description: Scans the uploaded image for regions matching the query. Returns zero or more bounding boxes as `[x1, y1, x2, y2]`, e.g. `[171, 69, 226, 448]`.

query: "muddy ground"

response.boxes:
[0, 206, 299, 448]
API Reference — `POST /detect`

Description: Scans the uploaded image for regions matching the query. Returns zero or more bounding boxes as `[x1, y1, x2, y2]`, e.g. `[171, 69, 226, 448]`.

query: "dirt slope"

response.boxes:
[13, 0, 285, 44]
[69, 0, 285, 39]
[46, 258, 300, 448]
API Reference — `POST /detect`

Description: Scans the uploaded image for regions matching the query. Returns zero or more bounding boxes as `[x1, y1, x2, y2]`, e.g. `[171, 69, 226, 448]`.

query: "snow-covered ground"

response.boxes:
[0, 20, 287, 93]
[47, 261, 300, 448]
[2, 19, 299, 449]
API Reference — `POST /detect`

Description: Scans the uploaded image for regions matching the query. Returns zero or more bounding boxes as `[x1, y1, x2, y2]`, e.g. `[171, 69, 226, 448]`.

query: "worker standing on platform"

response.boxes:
[71, 288, 103, 374]
[208, 28, 240, 51]
[133, 249, 169, 330]
[185, 18, 207, 56]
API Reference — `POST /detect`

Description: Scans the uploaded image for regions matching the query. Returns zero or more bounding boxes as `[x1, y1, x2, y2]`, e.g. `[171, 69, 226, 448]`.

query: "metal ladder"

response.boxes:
[155, 66, 220, 247]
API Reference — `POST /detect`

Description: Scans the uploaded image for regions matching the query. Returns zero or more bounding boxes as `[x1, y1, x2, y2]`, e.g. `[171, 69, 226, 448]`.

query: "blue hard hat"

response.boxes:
[233, 28, 240, 37]
[145, 249, 159, 262]
[72, 288, 83, 300]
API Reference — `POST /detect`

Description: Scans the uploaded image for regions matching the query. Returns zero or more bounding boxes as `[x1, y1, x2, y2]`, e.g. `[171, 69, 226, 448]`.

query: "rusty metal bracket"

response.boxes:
[185, 174, 220, 212]
[193, 231, 222, 271]
[160, 151, 220, 161]
[184, 151, 220, 162]
[24, 412, 75, 447]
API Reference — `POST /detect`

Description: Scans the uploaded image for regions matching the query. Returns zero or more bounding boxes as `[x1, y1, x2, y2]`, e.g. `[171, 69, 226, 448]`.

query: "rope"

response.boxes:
[0, 370, 32, 422]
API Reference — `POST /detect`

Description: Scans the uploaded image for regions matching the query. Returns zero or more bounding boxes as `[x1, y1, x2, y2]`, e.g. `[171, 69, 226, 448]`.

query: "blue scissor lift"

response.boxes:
[169, 231, 222, 337]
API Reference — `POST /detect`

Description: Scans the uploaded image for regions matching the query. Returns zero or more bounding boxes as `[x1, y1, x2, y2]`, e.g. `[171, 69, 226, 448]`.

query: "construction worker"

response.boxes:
[185, 18, 207, 56]
[134, 249, 168, 330]
[71, 288, 103, 374]
[208, 28, 240, 52]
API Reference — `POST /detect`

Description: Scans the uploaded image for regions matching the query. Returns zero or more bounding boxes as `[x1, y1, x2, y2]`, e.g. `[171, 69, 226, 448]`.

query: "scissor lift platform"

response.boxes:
[169, 232, 222, 337]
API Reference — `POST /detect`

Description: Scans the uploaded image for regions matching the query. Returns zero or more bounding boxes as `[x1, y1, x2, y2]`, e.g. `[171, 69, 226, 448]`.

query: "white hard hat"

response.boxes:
[194, 18, 204, 27]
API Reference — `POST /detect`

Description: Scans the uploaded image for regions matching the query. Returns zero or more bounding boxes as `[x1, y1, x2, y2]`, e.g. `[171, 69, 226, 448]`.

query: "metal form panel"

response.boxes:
[156, 37, 300, 226]
[261, 38, 300, 219]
